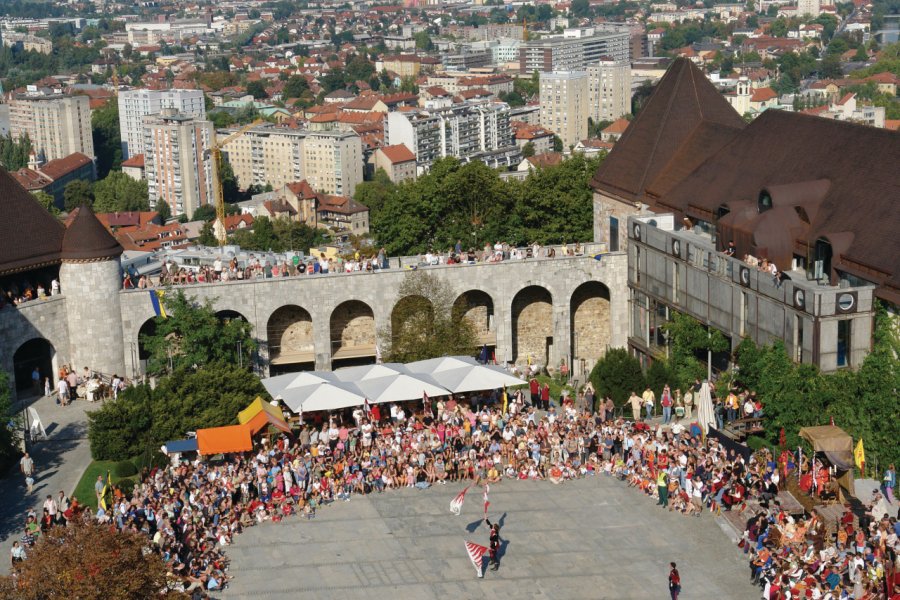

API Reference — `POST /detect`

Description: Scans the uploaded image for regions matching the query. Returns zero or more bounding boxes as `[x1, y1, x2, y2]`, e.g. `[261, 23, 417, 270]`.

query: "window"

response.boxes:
[609, 216, 619, 251]
[758, 191, 773, 213]
[836, 319, 851, 367]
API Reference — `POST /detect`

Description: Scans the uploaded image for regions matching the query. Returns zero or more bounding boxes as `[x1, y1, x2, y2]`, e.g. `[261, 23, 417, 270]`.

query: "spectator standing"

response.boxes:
[642, 386, 655, 420]
[56, 377, 68, 406]
[20, 453, 35, 492]
[661, 385, 673, 424]
[31, 367, 40, 396]
[668, 562, 681, 600]
[629, 392, 642, 422]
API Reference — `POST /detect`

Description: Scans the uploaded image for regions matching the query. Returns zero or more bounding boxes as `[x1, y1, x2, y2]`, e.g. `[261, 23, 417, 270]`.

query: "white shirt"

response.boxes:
[57, 379, 68, 396]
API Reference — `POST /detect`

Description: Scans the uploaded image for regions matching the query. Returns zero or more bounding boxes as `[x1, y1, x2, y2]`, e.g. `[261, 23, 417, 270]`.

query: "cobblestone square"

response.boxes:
[223, 477, 758, 600]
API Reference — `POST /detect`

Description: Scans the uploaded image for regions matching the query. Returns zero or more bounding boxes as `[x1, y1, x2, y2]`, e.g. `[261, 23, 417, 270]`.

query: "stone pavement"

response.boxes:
[0, 393, 93, 575]
[222, 477, 758, 600]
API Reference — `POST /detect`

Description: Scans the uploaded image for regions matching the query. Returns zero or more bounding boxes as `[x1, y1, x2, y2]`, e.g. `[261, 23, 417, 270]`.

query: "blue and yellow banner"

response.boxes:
[149, 290, 167, 318]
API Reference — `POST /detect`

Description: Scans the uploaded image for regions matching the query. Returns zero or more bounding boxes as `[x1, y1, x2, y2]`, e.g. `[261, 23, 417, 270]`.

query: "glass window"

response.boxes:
[837, 319, 851, 367]
[609, 216, 619, 252]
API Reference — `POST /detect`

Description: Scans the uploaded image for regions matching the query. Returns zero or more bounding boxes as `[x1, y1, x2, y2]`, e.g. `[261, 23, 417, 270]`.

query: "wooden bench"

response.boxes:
[723, 417, 765, 442]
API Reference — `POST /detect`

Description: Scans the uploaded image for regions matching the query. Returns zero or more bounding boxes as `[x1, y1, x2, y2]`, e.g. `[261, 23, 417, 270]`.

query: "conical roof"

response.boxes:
[0, 167, 65, 276]
[591, 58, 746, 204]
[61, 203, 123, 262]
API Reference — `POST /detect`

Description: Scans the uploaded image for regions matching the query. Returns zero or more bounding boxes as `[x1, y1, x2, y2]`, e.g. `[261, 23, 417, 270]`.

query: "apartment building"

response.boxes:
[386, 101, 517, 172]
[118, 88, 206, 159]
[587, 58, 632, 123]
[9, 90, 93, 162]
[143, 109, 215, 219]
[539, 71, 589, 148]
[300, 131, 363, 197]
[519, 28, 630, 73]
[220, 126, 305, 191]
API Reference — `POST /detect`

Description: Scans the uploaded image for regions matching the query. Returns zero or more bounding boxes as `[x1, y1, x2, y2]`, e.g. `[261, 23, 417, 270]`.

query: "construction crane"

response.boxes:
[208, 119, 264, 245]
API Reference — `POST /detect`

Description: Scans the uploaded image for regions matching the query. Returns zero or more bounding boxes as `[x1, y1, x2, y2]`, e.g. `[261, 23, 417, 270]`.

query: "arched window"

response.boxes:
[758, 190, 773, 213]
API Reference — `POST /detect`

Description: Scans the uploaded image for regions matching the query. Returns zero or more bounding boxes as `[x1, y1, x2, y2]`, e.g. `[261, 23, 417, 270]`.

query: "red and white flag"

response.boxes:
[450, 485, 470, 515]
[482, 484, 490, 518]
[423, 391, 431, 416]
[364, 398, 371, 415]
[465, 541, 488, 578]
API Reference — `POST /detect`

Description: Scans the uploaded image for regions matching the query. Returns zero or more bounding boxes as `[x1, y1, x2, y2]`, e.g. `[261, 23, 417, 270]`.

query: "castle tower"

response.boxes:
[59, 204, 126, 378]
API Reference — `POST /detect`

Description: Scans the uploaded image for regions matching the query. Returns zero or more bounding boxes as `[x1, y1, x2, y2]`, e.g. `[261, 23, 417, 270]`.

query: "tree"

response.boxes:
[414, 31, 434, 51]
[155, 200, 171, 222]
[521, 141, 535, 158]
[283, 75, 309, 99]
[0, 133, 33, 170]
[140, 290, 257, 376]
[32, 191, 59, 215]
[821, 53, 844, 79]
[88, 384, 153, 461]
[853, 46, 869, 62]
[63, 179, 94, 211]
[551, 134, 564, 152]
[0, 370, 22, 473]
[570, 0, 591, 18]
[1, 522, 185, 599]
[380, 270, 477, 363]
[219, 160, 240, 203]
[191, 204, 218, 222]
[91, 100, 122, 179]
[92, 172, 149, 213]
[198, 221, 218, 246]
[245, 80, 267, 99]
[589, 348, 646, 407]
[661, 311, 729, 390]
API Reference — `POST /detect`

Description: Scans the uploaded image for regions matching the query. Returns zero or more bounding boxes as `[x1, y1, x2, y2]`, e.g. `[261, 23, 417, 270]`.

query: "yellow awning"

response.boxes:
[237, 396, 282, 425]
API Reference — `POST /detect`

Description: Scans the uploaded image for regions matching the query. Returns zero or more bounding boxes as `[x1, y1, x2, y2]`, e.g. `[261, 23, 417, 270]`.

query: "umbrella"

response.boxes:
[262, 371, 336, 400]
[407, 357, 525, 394]
[697, 381, 715, 435]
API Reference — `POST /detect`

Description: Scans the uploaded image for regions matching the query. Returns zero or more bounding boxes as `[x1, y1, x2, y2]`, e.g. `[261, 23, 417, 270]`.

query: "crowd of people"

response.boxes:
[122, 241, 589, 290]
[10, 386, 898, 598]
[0, 277, 60, 309]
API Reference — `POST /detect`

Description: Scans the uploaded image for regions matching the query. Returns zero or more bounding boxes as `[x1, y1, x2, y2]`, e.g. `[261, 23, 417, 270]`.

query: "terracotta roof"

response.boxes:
[317, 195, 368, 215]
[591, 57, 746, 203]
[38, 152, 92, 181]
[61, 203, 123, 262]
[884, 119, 900, 131]
[378, 143, 415, 164]
[342, 96, 382, 111]
[750, 87, 778, 102]
[0, 168, 66, 275]
[527, 152, 563, 168]
[602, 118, 630, 134]
[10, 168, 53, 191]
[121, 154, 145, 168]
[286, 180, 316, 198]
[653, 110, 900, 301]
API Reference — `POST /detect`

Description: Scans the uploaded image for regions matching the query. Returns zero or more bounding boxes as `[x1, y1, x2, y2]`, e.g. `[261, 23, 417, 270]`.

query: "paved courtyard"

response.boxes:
[223, 477, 758, 600]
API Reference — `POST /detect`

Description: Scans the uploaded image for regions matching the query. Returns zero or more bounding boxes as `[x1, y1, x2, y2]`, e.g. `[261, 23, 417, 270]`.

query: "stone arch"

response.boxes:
[511, 285, 553, 367]
[570, 281, 611, 379]
[216, 309, 248, 322]
[13, 338, 56, 394]
[267, 305, 314, 374]
[137, 318, 157, 362]
[390, 295, 434, 346]
[330, 300, 376, 368]
[453, 290, 495, 346]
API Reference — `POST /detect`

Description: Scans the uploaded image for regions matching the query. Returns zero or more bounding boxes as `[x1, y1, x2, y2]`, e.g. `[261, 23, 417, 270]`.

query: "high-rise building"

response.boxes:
[220, 126, 305, 191]
[118, 88, 206, 159]
[519, 28, 630, 74]
[587, 58, 632, 123]
[386, 101, 518, 172]
[9, 90, 93, 162]
[798, 0, 821, 17]
[299, 131, 363, 197]
[142, 109, 215, 219]
[539, 71, 589, 148]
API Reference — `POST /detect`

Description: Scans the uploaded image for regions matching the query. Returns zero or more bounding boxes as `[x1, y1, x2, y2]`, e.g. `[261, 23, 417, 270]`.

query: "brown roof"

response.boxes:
[602, 118, 630, 135]
[527, 152, 563, 168]
[61, 203, 123, 262]
[317, 195, 368, 215]
[590, 58, 746, 203]
[0, 168, 66, 275]
[286, 180, 317, 199]
[121, 154, 145, 168]
[653, 110, 900, 301]
[38, 152, 92, 181]
[378, 144, 415, 164]
[10, 168, 53, 191]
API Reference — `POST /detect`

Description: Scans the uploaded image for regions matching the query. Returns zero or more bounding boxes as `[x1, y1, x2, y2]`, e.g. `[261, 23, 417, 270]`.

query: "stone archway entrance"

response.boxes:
[13, 338, 56, 396]
[267, 305, 314, 375]
[330, 300, 376, 368]
[511, 286, 552, 367]
[570, 281, 611, 380]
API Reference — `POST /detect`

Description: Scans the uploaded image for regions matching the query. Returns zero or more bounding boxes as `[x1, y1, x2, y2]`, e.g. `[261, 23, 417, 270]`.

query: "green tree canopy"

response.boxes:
[63, 179, 94, 212]
[589, 348, 647, 407]
[140, 290, 257, 376]
[0, 133, 33, 170]
[91, 99, 121, 179]
[32, 190, 59, 215]
[92, 172, 149, 213]
[0, 370, 22, 472]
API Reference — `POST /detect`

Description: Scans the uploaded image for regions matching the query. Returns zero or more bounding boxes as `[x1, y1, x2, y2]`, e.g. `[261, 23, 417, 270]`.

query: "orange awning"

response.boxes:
[244, 409, 292, 436]
[196, 425, 253, 455]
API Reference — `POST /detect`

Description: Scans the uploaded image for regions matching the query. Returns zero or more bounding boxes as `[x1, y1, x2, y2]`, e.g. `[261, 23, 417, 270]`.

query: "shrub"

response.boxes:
[116, 479, 135, 495]
[589, 348, 646, 407]
[87, 385, 153, 461]
[132, 451, 168, 475]
[113, 459, 137, 478]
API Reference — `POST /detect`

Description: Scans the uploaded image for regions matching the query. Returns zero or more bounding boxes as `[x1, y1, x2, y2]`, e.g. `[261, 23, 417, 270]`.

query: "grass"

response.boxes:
[71, 460, 118, 510]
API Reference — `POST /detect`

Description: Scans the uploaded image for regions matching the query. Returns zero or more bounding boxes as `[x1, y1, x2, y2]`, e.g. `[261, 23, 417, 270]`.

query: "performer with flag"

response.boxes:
[483, 516, 502, 571]
[854, 438, 865, 476]
[450, 485, 470, 515]
[483, 483, 490, 518]
[465, 541, 488, 578]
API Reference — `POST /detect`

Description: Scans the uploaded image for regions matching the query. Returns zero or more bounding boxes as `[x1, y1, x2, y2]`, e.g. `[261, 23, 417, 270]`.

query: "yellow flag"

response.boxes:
[854, 439, 865, 472]
[99, 470, 112, 511]
[502, 387, 508, 415]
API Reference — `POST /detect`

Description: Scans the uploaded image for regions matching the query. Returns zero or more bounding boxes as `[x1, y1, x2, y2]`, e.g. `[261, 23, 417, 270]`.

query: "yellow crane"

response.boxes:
[209, 119, 265, 245]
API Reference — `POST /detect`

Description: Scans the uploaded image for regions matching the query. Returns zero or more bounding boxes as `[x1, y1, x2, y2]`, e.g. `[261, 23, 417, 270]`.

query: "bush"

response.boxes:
[113, 459, 137, 478]
[589, 348, 646, 407]
[747, 436, 772, 452]
[132, 451, 168, 475]
[646, 359, 673, 397]
[87, 385, 153, 461]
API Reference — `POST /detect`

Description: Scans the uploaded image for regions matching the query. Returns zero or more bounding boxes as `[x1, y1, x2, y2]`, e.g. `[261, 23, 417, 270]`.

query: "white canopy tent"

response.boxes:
[263, 356, 526, 414]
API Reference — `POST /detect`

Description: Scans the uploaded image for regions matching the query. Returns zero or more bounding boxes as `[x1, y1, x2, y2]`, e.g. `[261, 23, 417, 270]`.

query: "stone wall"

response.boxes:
[0, 296, 70, 394]
[267, 306, 314, 357]
[511, 286, 553, 366]
[571, 282, 611, 370]
[330, 300, 376, 351]
[453, 291, 494, 341]
[60, 259, 126, 378]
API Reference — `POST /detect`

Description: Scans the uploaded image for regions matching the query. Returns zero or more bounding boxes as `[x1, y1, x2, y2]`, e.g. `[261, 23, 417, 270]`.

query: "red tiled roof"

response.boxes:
[603, 118, 630, 134]
[750, 87, 778, 102]
[39, 153, 92, 181]
[121, 154, 145, 168]
[317, 194, 368, 215]
[286, 180, 317, 198]
[378, 144, 415, 164]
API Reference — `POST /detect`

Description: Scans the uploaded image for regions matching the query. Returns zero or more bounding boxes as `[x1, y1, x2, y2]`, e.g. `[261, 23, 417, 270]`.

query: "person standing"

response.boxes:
[540, 383, 550, 411]
[66, 368, 78, 404]
[683, 388, 694, 420]
[657, 471, 669, 508]
[31, 367, 41, 396]
[484, 518, 501, 572]
[20, 453, 35, 492]
[56, 377, 69, 407]
[629, 392, 642, 423]
[883, 464, 896, 504]
[661, 385, 673, 424]
[668, 562, 681, 599]
[529, 377, 539, 406]
[642, 386, 656, 421]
